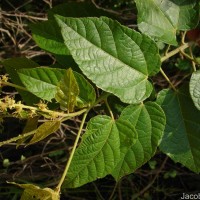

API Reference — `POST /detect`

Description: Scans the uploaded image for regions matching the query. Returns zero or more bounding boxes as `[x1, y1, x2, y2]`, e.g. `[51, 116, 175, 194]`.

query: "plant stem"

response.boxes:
[1, 81, 28, 91]
[105, 99, 114, 120]
[0, 130, 36, 147]
[108, 182, 118, 200]
[95, 92, 111, 105]
[160, 68, 177, 91]
[12, 103, 87, 118]
[161, 42, 191, 63]
[189, 47, 196, 72]
[55, 111, 88, 193]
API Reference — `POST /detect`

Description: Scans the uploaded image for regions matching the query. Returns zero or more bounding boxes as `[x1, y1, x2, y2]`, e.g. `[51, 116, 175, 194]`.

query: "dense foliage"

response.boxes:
[0, 1, 200, 199]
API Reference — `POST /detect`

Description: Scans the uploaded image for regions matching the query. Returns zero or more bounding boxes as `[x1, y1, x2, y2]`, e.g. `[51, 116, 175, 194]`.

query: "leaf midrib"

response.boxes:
[58, 17, 148, 78]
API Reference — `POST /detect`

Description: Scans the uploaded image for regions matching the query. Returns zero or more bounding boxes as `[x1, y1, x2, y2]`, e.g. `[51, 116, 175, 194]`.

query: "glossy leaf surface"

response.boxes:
[55, 16, 161, 104]
[157, 86, 200, 173]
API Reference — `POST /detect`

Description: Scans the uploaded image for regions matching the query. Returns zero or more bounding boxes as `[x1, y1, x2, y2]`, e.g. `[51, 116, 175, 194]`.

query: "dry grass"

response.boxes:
[0, 0, 52, 60]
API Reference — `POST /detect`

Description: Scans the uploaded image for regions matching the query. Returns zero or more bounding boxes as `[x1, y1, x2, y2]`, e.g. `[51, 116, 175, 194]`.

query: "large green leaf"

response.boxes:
[190, 70, 200, 110]
[156, 86, 200, 173]
[112, 102, 166, 180]
[31, 1, 115, 55]
[63, 115, 120, 188]
[2, 58, 40, 105]
[55, 68, 79, 112]
[18, 67, 65, 101]
[63, 115, 137, 188]
[135, 0, 199, 45]
[55, 16, 161, 104]
[30, 21, 70, 55]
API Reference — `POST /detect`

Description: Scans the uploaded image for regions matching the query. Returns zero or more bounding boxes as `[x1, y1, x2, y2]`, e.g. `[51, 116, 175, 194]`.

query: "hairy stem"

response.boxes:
[161, 42, 191, 63]
[12, 102, 87, 118]
[0, 130, 36, 147]
[1, 81, 28, 91]
[105, 99, 114, 120]
[55, 111, 88, 193]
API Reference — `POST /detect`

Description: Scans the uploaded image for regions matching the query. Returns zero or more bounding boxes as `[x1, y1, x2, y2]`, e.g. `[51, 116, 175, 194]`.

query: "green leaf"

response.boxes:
[112, 102, 166, 180]
[2, 58, 40, 105]
[55, 68, 79, 112]
[135, 0, 199, 45]
[48, 2, 114, 19]
[63, 115, 120, 188]
[190, 70, 200, 110]
[63, 115, 137, 188]
[18, 67, 65, 101]
[74, 72, 96, 108]
[156, 86, 200, 173]
[30, 20, 70, 55]
[8, 182, 59, 200]
[55, 16, 161, 104]
[53, 54, 80, 72]
[27, 121, 61, 145]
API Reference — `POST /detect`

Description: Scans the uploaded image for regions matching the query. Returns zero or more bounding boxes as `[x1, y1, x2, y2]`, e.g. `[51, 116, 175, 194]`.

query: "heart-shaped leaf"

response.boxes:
[112, 102, 166, 180]
[55, 16, 161, 104]
[157, 86, 200, 173]
[63, 115, 137, 188]
[190, 70, 200, 110]
[135, 0, 199, 45]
